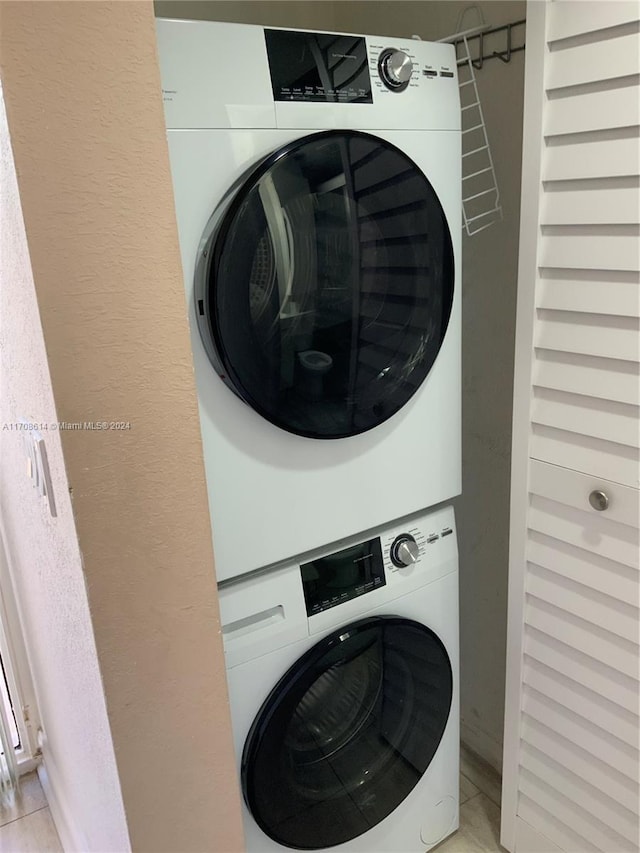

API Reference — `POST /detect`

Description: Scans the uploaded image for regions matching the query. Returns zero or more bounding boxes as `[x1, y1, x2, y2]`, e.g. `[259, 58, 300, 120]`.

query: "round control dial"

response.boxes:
[378, 48, 414, 92]
[390, 534, 420, 567]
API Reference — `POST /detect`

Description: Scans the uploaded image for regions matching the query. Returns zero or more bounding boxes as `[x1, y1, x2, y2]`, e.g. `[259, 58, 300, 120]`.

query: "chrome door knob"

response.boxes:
[589, 490, 609, 511]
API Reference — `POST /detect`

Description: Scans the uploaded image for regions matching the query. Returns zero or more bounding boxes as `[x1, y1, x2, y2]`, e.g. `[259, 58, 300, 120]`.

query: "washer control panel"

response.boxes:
[219, 504, 458, 666]
[381, 512, 457, 574]
[300, 536, 386, 616]
[300, 506, 457, 620]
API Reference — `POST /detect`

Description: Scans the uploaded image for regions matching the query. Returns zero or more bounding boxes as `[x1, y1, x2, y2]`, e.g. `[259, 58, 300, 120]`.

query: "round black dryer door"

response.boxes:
[196, 131, 454, 439]
[242, 616, 453, 850]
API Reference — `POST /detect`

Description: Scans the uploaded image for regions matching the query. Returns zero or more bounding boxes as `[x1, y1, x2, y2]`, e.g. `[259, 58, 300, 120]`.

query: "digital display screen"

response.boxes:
[301, 537, 385, 616]
[264, 29, 373, 104]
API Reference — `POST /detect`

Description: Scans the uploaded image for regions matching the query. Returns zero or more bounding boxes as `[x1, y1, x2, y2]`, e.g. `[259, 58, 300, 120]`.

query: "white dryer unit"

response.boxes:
[219, 504, 459, 852]
[156, 20, 461, 582]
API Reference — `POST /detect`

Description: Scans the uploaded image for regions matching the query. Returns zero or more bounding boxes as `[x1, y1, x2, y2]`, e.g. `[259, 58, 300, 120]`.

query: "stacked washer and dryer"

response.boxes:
[156, 19, 461, 853]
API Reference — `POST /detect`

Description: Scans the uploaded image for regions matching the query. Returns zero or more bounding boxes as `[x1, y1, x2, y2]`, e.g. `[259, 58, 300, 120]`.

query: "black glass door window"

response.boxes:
[242, 616, 453, 849]
[196, 131, 454, 439]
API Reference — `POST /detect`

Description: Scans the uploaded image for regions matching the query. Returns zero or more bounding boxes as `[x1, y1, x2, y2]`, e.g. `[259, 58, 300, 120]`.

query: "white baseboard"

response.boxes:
[460, 718, 503, 774]
[17, 755, 41, 776]
[37, 754, 88, 853]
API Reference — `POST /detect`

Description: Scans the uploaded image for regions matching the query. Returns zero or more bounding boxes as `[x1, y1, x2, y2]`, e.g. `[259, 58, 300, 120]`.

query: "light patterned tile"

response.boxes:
[460, 746, 502, 808]
[0, 773, 48, 827]
[0, 807, 62, 852]
[460, 772, 480, 805]
[433, 793, 504, 852]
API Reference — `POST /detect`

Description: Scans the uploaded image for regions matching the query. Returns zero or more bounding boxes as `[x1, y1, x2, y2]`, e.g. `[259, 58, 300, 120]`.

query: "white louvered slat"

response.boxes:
[521, 689, 639, 781]
[530, 424, 640, 488]
[528, 493, 640, 567]
[518, 796, 600, 853]
[534, 309, 640, 361]
[548, 1, 640, 41]
[536, 269, 640, 317]
[540, 229, 640, 271]
[525, 626, 639, 714]
[531, 386, 640, 447]
[523, 655, 639, 745]
[527, 530, 639, 603]
[521, 716, 640, 813]
[525, 594, 639, 679]
[543, 134, 640, 181]
[519, 768, 637, 853]
[541, 183, 640, 225]
[519, 747, 639, 848]
[526, 562, 639, 644]
[545, 32, 640, 89]
[503, 5, 640, 851]
[533, 350, 640, 406]
[544, 87, 640, 136]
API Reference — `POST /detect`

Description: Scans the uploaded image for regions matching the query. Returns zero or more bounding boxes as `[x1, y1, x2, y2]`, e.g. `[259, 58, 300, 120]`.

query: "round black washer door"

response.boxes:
[242, 616, 453, 850]
[197, 130, 454, 439]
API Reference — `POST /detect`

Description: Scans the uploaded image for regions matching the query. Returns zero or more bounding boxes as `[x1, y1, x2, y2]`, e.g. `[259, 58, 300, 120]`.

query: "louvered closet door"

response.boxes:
[502, 3, 640, 853]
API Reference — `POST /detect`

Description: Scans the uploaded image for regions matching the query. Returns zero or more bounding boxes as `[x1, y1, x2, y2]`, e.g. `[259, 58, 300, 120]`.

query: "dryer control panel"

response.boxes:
[265, 29, 373, 104]
[156, 19, 460, 131]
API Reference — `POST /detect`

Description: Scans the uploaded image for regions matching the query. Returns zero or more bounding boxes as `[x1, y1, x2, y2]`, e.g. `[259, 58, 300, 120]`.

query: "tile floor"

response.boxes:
[0, 772, 62, 852]
[0, 749, 504, 852]
[435, 747, 505, 852]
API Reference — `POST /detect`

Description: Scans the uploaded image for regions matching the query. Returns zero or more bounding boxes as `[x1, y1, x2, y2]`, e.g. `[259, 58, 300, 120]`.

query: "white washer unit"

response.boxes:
[220, 504, 459, 852]
[156, 20, 461, 582]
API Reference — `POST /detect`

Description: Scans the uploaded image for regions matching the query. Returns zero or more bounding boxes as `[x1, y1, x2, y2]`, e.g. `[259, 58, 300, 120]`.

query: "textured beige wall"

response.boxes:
[333, 0, 525, 770]
[0, 2, 244, 851]
[0, 83, 131, 853]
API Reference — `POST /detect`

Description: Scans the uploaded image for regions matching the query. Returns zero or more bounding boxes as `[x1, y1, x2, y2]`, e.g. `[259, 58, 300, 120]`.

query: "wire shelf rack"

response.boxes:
[438, 7, 504, 236]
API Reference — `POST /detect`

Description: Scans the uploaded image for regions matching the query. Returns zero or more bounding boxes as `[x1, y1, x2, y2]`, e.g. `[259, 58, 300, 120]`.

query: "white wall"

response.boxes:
[154, 0, 339, 29]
